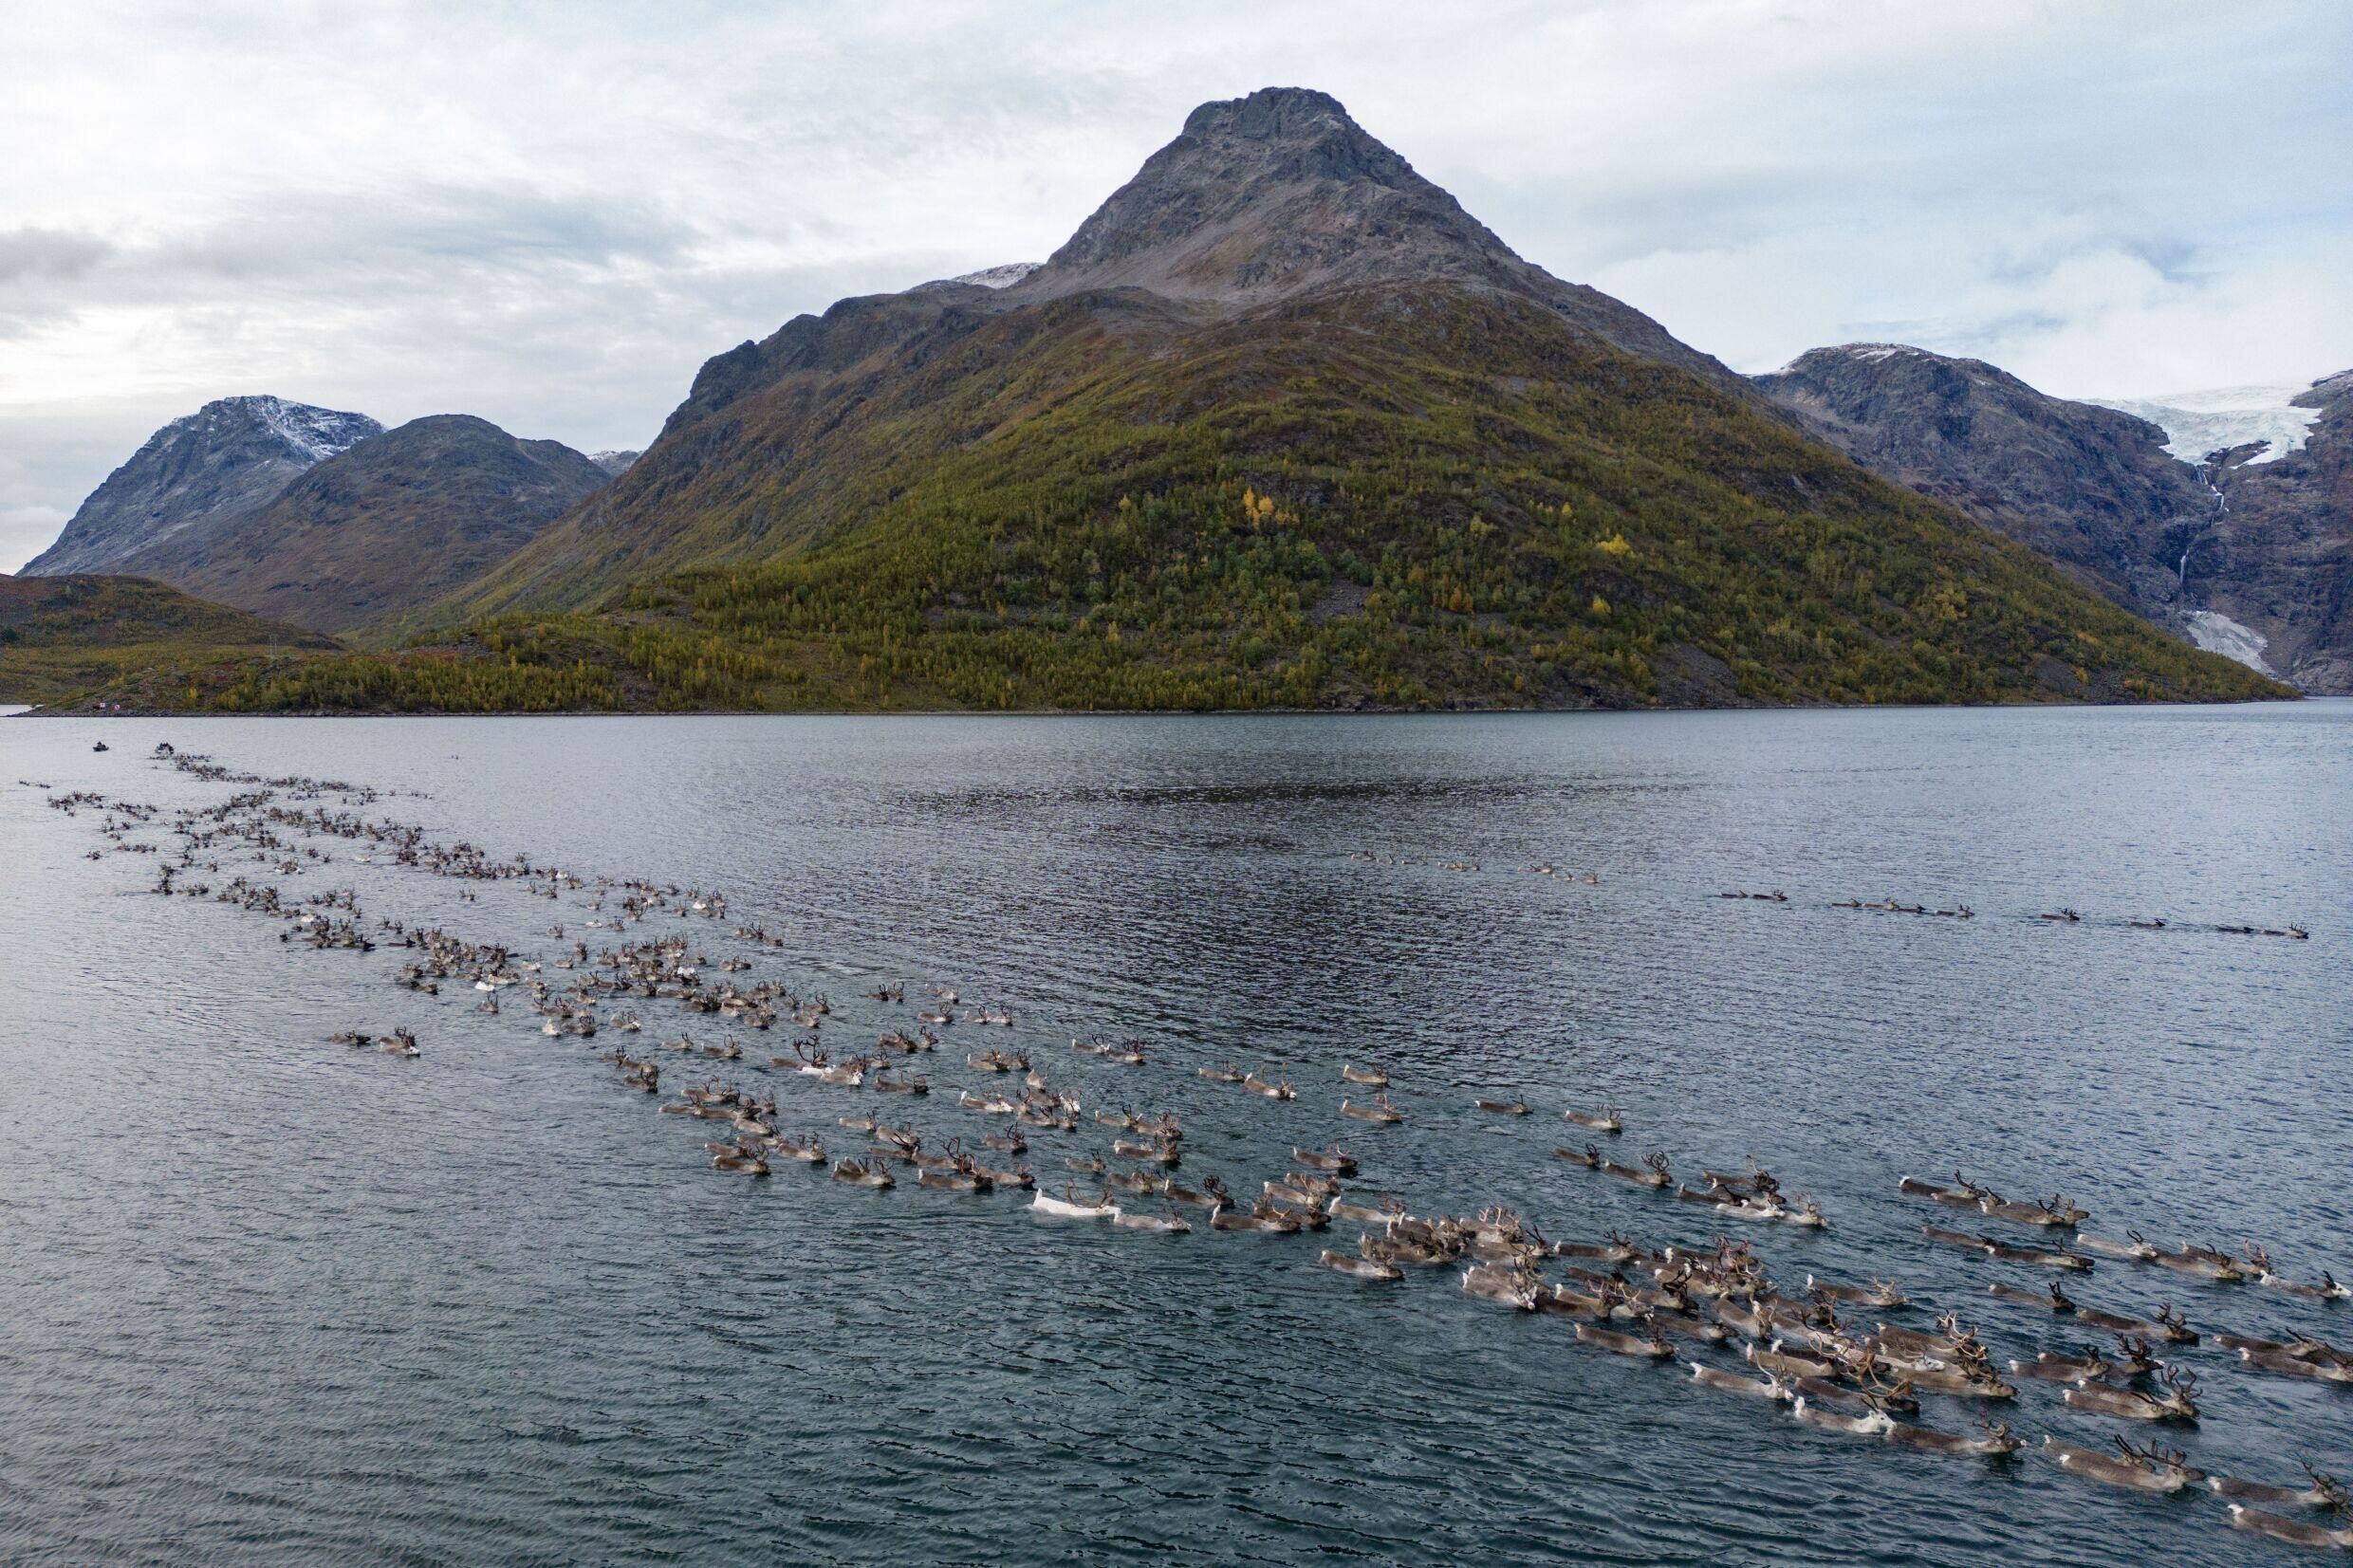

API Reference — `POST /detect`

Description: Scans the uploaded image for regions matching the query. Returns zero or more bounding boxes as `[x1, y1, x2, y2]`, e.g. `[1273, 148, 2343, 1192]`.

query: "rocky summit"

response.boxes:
[27, 396, 380, 576]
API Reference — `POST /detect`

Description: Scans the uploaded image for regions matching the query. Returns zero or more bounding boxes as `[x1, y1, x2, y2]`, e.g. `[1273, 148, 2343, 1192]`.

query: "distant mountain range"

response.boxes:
[1755, 350, 2350, 691]
[12, 88, 2295, 712]
[22, 398, 628, 636]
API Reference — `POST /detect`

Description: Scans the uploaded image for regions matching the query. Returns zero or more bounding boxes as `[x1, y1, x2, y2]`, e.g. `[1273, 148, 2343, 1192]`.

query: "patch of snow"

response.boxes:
[172, 395, 379, 464]
[2179, 609, 2276, 676]
[1766, 342, 1927, 376]
[2088, 385, 2321, 467]
[947, 262, 1041, 289]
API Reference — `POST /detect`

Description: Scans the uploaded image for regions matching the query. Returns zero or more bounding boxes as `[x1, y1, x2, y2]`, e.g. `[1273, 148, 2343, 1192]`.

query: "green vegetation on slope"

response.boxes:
[0, 574, 340, 709]
[86, 285, 2289, 713]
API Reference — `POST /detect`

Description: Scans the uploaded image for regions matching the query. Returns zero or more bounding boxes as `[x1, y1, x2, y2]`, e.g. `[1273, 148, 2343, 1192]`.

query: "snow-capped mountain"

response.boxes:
[25, 396, 381, 575]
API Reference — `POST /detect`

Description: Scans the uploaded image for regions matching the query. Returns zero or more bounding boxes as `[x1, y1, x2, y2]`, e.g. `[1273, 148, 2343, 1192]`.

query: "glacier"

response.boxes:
[2089, 384, 2322, 467]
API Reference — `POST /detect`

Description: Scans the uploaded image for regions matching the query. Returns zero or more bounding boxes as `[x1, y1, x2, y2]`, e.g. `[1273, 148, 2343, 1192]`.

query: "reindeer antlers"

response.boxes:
[2116, 1435, 2187, 1467]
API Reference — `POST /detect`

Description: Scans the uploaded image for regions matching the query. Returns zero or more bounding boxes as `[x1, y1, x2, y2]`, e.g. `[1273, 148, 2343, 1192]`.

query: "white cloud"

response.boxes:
[2, 0, 2348, 570]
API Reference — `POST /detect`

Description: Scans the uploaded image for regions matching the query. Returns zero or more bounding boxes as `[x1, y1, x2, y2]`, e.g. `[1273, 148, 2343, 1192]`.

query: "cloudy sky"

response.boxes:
[4, 0, 2349, 570]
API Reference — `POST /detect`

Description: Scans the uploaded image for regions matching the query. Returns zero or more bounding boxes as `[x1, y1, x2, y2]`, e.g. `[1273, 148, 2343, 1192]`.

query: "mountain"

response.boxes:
[0, 572, 337, 709]
[139, 88, 2287, 713]
[589, 450, 640, 477]
[1755, 347, 2352, 692]
[2186, 373, 2353, 692]
[25, 396, 380, 575]
[1753, 344, 2211, 612]
[1005, 89, 1730, 381]
[97, 415, 614, 636]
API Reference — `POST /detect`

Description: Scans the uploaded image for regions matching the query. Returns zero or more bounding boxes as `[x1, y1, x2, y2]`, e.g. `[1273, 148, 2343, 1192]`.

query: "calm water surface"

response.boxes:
[2, 705, 2348, 1565]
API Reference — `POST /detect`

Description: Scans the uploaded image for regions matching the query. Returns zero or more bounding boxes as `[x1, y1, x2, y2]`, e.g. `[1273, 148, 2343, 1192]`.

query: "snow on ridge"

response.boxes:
[1765, 341, 1927, 376]
[2087, 384, 2321, 468]
[250, 396, 376, 463]
[2179, 609, 2277, 676]
[162, 395, 379, 464]
[948, 261, 1041, 289]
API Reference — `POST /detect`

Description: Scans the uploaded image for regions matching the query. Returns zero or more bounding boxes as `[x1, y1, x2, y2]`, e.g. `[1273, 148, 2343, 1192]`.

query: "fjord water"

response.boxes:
[2, 705, 2347, 1566]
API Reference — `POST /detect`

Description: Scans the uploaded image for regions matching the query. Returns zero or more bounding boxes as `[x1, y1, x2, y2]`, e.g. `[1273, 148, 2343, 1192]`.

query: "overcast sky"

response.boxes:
[4, 0, 2349, 570]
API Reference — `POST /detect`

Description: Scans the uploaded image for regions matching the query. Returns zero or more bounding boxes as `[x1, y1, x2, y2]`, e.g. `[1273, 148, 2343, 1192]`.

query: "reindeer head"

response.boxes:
[2292, 1461, 2347, 1509]
[1643, 1152, 1672, 1181]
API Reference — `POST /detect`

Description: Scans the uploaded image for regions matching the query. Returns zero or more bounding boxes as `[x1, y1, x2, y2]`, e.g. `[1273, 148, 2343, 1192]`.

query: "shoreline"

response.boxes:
[5, 693, 2319, 720]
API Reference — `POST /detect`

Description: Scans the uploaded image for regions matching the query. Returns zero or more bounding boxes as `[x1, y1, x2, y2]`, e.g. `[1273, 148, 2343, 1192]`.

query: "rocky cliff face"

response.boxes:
[1756, 347, 2353, 692]
[2193, 373, 2353, 691]
[1754, 345, 2211, 611]
[25, 396, 380, 575]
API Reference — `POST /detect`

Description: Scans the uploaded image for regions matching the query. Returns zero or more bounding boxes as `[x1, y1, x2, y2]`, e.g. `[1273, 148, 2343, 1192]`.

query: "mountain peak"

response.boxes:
[1022, 86, 1526, 306]
[1177, 84, 1354, 142]
[25, 395, 380, 576]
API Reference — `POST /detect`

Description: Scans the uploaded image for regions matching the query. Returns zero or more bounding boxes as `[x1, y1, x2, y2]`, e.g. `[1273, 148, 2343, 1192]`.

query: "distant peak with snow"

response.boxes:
[934, 261, 1042, 290]
[23, 396, 385, 577]
[174, 395, 381, 465]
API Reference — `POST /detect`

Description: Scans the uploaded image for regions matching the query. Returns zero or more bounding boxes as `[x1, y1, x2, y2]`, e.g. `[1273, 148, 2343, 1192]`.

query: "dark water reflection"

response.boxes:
[2, 705, 2348, 1564]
